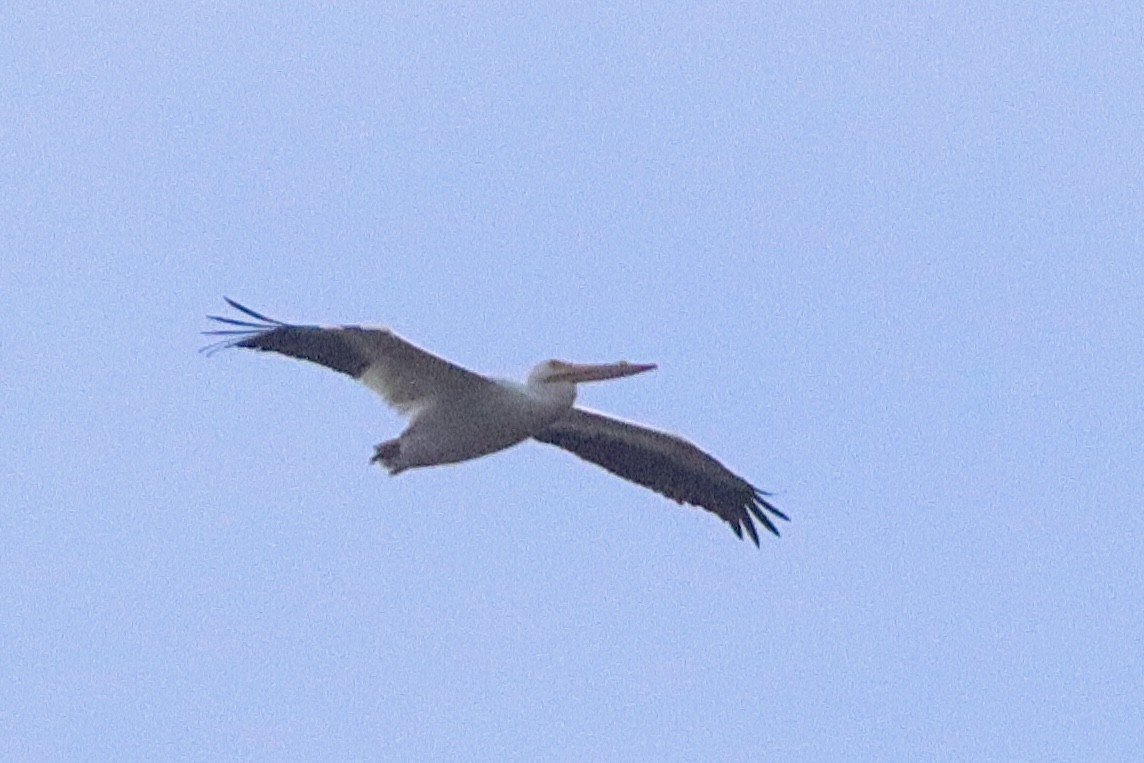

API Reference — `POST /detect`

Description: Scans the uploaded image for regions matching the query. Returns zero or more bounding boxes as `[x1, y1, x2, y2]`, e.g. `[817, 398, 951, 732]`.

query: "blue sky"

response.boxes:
[3, 3, 1142, 760]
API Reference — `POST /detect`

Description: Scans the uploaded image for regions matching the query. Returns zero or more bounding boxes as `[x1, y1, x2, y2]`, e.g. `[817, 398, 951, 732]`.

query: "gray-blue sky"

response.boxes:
[3, 2, 1141, 760]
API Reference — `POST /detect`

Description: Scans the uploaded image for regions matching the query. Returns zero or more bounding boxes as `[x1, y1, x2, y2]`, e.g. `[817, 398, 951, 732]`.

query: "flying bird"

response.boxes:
[204, 299, 787, 545]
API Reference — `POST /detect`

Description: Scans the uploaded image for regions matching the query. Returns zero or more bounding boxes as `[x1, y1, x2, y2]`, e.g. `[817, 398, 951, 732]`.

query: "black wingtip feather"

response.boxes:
[201, 298, 372, 377]
[742, 492, 788, 539]
[200, 298, 289, 356]
[741, 515, 761, 546]
[223, 297, 286, 325]
[755, 490, 790, 523]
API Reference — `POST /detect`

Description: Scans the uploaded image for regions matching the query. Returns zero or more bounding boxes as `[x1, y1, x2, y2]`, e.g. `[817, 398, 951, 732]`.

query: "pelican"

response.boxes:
[204, 299, 788, 545]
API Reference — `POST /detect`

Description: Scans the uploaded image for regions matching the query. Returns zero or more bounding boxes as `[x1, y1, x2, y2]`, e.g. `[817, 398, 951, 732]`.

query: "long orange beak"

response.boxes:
[551, 360, 657, 383]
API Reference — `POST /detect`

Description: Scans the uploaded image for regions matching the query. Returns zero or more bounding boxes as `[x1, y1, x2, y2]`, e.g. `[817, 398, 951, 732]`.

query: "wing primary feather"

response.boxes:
[203, 318, 270, 330]
[741, 514, 761, 546]
[204, 315, 273, 329]
[222, 298, 287, 325]
[200, 299, 369, 375]
[201, 299, 294, 356]
[753, 489, 790, 524]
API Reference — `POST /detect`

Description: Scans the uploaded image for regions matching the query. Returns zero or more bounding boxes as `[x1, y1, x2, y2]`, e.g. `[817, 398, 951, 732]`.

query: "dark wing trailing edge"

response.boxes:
[533, 407, 788, 546]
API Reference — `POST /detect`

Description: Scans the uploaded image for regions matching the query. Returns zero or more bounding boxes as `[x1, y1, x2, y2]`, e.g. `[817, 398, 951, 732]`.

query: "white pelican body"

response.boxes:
[384, 379, 569, 472]
[205, 299, 788, 545]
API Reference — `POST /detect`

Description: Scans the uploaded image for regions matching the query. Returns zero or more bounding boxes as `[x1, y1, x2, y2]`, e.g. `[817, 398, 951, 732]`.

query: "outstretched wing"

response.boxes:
[533, 407, 788, 545]
[204, 298, 493, 414]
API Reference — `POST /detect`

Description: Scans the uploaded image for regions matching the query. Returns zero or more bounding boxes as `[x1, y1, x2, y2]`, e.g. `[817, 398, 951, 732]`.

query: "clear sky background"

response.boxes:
[3, 3, 1142, 760]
